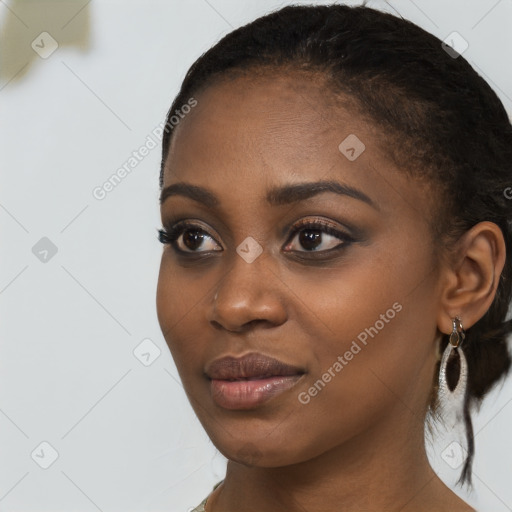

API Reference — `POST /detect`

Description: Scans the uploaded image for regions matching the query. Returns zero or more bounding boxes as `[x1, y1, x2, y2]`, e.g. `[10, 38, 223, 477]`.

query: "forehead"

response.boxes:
[161, 71, 432, 224]
[166, 72, 378, 178]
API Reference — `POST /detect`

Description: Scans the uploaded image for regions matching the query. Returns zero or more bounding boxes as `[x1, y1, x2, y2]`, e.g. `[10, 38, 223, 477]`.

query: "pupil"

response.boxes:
[184, 230, 204, 250]
[299, 229, 321, 250]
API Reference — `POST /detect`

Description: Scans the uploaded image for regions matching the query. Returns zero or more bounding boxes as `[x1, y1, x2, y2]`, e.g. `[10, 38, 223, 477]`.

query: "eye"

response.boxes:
[283, 219, 354, 253]
[158, 221, 222, 253]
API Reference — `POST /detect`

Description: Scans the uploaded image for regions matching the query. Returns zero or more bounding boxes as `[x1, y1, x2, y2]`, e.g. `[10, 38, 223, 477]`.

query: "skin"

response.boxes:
[156, 72, 506, 512]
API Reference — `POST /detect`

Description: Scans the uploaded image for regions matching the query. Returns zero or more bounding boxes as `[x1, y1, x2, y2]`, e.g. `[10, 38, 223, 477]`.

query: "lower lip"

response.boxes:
[210, 375, 304, 410]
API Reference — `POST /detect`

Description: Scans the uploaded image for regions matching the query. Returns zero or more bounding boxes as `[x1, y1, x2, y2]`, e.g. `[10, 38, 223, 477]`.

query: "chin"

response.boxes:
[212, 433, 319, 468]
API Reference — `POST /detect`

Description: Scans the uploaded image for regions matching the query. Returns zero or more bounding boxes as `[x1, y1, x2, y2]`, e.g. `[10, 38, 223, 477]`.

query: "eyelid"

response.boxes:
[164, 218, 221, 239]
[288, 217, 347, 232]
[283, 217, 354, 243]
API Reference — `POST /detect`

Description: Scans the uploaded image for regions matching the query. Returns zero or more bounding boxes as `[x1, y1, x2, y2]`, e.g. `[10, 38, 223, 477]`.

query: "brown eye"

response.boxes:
[158, 222, 222, 253]
[283, 221, 354, 253]
[183, 229, 206, 251]
[298, 229, 323, 251]
[176, 228, 221, 252]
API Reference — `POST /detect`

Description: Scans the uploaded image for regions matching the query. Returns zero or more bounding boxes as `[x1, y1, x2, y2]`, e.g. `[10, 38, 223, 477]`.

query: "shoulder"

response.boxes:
[190, 480, 224, 512]
[190, 497, 207, 512]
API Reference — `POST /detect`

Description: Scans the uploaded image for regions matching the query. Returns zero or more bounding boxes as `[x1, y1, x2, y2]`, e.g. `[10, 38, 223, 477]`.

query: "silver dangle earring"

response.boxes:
[438, 316, 468, 430]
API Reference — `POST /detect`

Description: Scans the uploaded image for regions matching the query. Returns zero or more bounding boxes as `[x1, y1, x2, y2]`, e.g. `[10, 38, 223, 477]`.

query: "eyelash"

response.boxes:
[158, 219, 355, 256]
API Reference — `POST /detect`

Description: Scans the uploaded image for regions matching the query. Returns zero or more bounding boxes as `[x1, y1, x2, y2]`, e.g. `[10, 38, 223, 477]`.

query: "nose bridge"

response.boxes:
[210, 245, 286, 330]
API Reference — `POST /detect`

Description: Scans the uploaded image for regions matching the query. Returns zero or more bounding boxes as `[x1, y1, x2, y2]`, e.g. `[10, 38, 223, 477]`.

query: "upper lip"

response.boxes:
[205, 352, 305, 380]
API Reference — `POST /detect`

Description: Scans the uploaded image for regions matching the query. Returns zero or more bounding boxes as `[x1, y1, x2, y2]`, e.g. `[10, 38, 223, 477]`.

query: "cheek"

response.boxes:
[288, 299, 437, 464]
[289, 229, 437, 351]
[156, 256, 207, 359]
[280, 251, 406, 353]
[288, 240, 439, 416]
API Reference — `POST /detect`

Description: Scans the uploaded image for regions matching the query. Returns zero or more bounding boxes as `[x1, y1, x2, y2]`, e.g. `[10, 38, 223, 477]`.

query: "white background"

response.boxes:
[1, 1, 511, 511]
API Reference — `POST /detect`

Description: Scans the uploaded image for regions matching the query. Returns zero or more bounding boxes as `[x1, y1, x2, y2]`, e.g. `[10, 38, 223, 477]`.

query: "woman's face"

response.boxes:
[157, 72, 444, 466]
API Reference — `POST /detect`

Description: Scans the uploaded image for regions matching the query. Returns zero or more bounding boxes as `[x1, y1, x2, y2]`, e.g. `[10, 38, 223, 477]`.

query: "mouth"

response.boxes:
[205, 353, 306, 410]
[209, 375, 305, 410]
[205, 352, 305, 380]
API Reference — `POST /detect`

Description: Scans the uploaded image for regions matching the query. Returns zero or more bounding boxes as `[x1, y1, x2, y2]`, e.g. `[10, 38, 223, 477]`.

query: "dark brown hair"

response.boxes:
[159, 4, 512, 486]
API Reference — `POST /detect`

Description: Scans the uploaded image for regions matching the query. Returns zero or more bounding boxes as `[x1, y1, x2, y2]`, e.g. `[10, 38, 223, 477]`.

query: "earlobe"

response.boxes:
[436, 221, 506, 333]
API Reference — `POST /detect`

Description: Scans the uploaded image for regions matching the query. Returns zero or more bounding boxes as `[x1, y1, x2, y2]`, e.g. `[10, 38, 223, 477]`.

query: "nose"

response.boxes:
[208, 251, 288, 332]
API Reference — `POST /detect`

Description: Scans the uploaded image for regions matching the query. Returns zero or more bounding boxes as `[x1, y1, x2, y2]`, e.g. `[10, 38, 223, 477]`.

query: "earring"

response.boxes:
[438, 316, 468, 430]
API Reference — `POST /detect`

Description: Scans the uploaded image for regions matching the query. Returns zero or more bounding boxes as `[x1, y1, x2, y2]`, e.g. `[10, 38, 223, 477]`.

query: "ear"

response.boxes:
[437, 221, 506, 335]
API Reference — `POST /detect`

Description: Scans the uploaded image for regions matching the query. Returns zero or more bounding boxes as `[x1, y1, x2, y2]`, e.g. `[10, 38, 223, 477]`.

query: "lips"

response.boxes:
[205, 352, 305, 380]
[205, 353, 306, 410]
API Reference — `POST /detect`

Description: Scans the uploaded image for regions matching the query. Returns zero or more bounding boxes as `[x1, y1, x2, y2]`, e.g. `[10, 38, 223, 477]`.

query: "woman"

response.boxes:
[156, 4, 512, 511]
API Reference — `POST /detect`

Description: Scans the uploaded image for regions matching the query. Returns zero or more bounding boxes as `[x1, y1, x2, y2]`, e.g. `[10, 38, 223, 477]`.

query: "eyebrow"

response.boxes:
[159, 180, 378, 210]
